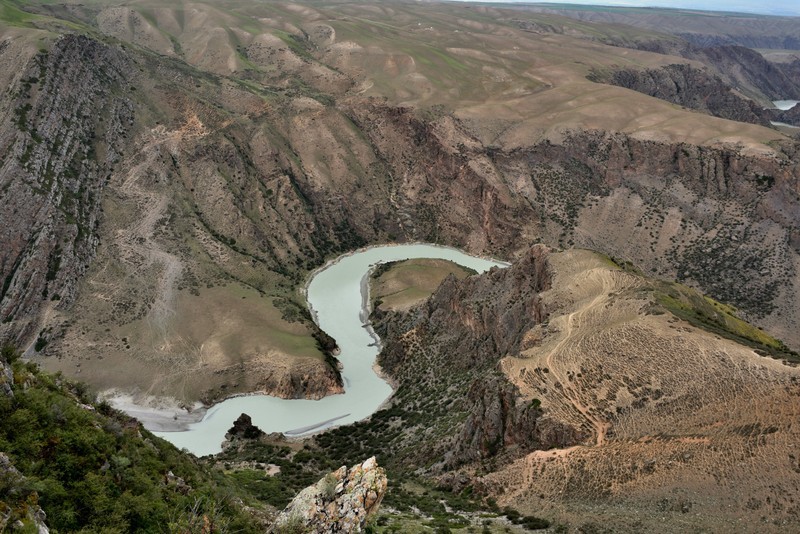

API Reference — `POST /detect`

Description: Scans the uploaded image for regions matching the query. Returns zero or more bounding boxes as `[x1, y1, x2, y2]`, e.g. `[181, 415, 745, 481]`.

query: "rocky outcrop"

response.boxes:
[347, 99, 800, 349]
[373, 246, 578, 467]
[0, 34, 133, 347]
[775, 103, 800, 127]
[0, 349, 13, 398]
[616, 42, 800, 103]
[272, 457, 387, 533]
[227, 413, 265, 440]
[0, 453, 50, 534]
[455, 375, 586, 464]
[589, 64, 771, 126]
[378, 245, 550, 378]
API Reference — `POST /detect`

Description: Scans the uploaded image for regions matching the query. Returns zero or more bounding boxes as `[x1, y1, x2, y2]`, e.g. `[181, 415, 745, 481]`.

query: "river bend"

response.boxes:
[153, 244, 507, 455]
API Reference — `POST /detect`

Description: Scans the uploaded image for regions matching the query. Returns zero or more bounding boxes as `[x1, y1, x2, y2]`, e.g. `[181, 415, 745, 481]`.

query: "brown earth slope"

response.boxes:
[375, 245, 800, 531]
[489, 249, 800, 532]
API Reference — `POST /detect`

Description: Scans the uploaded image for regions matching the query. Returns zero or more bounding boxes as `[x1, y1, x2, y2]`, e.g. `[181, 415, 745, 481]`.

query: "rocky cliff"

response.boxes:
[0, 347, 12, 399]
[349, 102, 800, 346]
[497, 130, 800, 346]
[589, 63, 771, 126]
[373, 246, 584, 467]
[775, 102, 800, 127]
[613, 41, 800, 103]
[372, 246, 800, 531]
[0, 35, 133, 348]
[272, 457, 387, 533]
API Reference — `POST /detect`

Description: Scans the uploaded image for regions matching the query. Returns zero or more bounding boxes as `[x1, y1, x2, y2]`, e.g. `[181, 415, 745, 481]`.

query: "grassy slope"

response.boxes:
[604, 254, 798, 362]
[371, 258, 476, 312]
[654, 281, 798, 361]
[0, 347, 265, 533]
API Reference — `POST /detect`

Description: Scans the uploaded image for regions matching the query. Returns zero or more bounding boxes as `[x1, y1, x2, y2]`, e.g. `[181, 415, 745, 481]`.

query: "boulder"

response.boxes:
[272, 457, 387, 533]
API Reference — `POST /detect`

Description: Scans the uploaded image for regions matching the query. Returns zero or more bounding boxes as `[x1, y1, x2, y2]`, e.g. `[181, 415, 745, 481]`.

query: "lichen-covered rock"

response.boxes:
[0, 355, 12, 398]
[272, 457, 387, 533]
[0, 453, 50, 534]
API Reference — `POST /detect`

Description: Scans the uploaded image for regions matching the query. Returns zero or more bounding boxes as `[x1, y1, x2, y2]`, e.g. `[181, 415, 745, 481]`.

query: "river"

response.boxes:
[773, 100, 799, 111]
[152, 243, 508, 456]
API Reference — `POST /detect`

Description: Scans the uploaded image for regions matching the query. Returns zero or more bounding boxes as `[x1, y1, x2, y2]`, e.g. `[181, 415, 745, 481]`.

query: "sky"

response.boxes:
[460, 1, 800, 17]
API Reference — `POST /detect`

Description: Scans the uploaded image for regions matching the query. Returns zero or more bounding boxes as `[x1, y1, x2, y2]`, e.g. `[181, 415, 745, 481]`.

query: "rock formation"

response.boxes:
[0, 35, 133, 347]
[375, 245, 800, 530]
[0, 453, 50, 534]
[272, 457, 387, 533]
[226, 413, 266, 441]
[372, 246, 576, 467]
[588, 63, 771, 126]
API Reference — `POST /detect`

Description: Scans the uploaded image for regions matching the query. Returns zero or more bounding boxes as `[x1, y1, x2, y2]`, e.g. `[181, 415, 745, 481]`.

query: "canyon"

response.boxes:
[1, 0, 800, 531]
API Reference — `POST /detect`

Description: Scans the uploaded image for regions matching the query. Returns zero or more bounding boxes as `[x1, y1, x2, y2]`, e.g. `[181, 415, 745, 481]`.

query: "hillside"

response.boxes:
[0, 346, 268, 532]
[1, 1, 800, 530]
[0, 0, 797, 412]
[369, 246, 800, 532]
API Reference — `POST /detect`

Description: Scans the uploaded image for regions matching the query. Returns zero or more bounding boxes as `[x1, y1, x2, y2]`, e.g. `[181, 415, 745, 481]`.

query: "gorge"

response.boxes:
[2, 0, 800, 531]
[148, 244, 507, 456]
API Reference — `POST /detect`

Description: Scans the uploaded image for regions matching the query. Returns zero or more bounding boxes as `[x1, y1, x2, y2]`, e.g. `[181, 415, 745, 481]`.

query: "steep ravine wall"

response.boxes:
[496, 130, 800, 341]
[0, 35, 133, 347]
[588, 63, 772, 126]
[373, 246, 585, 467]
[347, 100, 800, 348]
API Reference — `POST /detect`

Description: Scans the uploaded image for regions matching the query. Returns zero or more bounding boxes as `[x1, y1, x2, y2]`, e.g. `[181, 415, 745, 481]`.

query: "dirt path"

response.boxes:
[114, 118, 207, 339]
[541, 266, 639, 446]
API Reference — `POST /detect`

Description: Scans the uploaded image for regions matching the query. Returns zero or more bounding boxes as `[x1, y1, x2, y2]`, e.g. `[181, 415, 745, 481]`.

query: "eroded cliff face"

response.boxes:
[588, 64, 771, 126]
[493, 131, 800, 347]
[346, 103, 800, 346]
[200, 355, 344, 404]
[0, 35, 133, 347]
[2, 27, 799, 408]
[615, 41, 800, 103]
[480, 249, 800, 533]
[373, 246, 584, 467]
[776, 102, 800, 126]
[374, 247, 800, 531]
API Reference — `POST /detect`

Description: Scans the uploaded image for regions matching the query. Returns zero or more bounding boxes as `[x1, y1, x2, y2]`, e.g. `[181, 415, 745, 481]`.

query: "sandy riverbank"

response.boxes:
[102, 390, 207, 432]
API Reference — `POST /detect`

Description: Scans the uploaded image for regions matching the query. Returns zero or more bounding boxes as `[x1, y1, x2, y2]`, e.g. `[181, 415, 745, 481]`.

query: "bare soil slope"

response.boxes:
[482, 250, 800, 532]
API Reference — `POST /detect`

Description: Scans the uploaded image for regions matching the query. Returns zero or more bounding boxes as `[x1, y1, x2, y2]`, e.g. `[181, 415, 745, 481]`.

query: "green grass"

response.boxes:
[0, 0, 40, 26]
[272, 29, 314, 61]
[371, 259, 475, 311]
[654, 281, 798, 361]
[0, 346, 263, 532]
[598, 253, 795, 361]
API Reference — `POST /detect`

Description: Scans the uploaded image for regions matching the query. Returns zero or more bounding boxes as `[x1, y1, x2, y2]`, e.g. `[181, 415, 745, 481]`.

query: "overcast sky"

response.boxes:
[462, 1, 800, 17]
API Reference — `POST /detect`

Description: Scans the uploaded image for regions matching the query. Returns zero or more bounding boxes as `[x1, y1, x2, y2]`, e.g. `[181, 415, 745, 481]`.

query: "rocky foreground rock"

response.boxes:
[272, 457, 387, 533]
